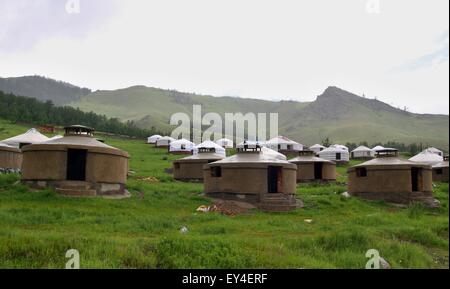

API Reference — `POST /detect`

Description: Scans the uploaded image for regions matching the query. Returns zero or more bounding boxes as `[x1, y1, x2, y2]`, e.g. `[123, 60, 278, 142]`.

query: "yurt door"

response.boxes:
[268, 166, 282, 193]
[314, 163, 323, 180]
[67, 149, 87, 181]
[411, 167, 420, 192]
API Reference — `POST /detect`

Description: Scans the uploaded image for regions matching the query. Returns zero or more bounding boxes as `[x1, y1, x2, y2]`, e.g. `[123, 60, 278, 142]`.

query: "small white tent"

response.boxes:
[424, 147, 444, 157]
[156, 136, 176, 148]
[1, 128, 50, 148]
[351, 146, 374, 159]
[169, 139, 195, 154]
[317, 145, 350, 163]
[147, 135, 162, 144]
[309, 144, 326, 154]
[215, 138, 234, 149]
[263, 136, 303, 152]
[409, 149, 444, 166]
[194, 140, 226, 157]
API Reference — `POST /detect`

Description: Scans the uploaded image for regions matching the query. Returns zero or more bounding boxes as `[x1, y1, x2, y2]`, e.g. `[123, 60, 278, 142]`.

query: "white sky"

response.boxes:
[0, 0, 448, 114]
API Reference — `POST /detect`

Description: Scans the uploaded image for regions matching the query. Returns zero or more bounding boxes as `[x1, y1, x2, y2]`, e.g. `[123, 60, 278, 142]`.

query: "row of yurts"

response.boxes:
[0, 127, 448, 211]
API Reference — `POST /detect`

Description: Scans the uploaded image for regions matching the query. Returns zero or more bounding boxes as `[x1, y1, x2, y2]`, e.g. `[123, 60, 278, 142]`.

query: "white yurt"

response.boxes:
[425, 147, 444, 157]
[351, 146, 375, 159]
[1, 128, 50, 148]
[147, 135, 162, 144]
[215, 138, 234, 149]
[317, 144, 350, 163]
[309, 144, 326, 154]
[194, 140, 226, 157]
[155, 136, 176, 148]
[169, 139, 195, 154]
[263, 136, 303, 152]
[409, 149, 444, 166]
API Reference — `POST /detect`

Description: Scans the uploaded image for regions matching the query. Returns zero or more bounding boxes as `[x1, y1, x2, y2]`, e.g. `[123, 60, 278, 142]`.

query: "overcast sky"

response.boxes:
[0, 0, 448, 114]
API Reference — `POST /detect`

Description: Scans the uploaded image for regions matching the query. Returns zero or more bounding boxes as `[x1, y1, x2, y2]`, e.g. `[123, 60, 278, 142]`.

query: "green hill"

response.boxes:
[71, 86, 449, 150]
[0, 76, 91, 105]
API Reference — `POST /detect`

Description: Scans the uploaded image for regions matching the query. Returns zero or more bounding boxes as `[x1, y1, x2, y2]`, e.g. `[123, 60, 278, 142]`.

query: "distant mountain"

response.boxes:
[1, 75, 448, 150]
[71, 85, 449, 150]
[0, 76, 91, 105]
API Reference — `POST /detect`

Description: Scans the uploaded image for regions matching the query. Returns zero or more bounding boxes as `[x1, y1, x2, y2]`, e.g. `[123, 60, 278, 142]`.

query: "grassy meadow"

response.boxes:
[0, 119, 448, 269]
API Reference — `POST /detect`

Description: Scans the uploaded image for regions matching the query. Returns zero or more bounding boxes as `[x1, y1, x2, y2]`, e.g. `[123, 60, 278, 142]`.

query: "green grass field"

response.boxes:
[0, 120, 448, 269]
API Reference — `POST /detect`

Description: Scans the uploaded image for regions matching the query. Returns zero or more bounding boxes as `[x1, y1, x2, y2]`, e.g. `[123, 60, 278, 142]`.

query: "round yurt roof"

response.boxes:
[21, 133, 128, 157]
[209, 147, 292, 168]
[310, 144, 326, 149]
[409, 149, 444, 165]
[216, 138, 233, 144]
[0, 142, 21, 153]
[318, 145, 348, 155]
[149, 134, 162, 139]
[433, 159, 449, 169]
[353, 156, 429, 168]
[351, 145, 373, 153]
[194, 140, 226, 156]
[158, 136, 176, 141]
[1, 128, 50, 147]
[289, 154, 334, 163]
[170, 138, 194, 146]
[266, 136, 300, 145]
[425, 147, 443, 155]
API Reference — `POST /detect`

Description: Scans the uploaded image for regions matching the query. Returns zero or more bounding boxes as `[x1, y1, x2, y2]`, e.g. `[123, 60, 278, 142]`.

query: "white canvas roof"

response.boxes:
[266, 136, 299, 145]
[1, 128, 50, 148]
[310, 144, 326, 149]
[329, 144, 349, 152]
[424, 147, 443, 156]
[215, 138, 234, 148]
[351, 145, 373, 153]
[372, 145, 385, 151]
[194, 140, 226, 157]
[169, 138, 195, 152]
[147, 135, 162, 143]
[409, 149, 444, 165]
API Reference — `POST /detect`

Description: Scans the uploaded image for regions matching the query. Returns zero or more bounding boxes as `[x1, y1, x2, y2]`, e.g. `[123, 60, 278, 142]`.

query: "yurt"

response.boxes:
[317, 144, 350, 163]
[193, 140, 226, 157]
[147, 135, 162, 144]
[409, 149, 443, 166]
[289, 150, 336, 182]
[309, 144, 326, 154]
[169, 139, 195, 154]
[264, 136, 303, 154]
[351, 146, 375, 160]
[348, 149, 437, 207]
[432, 156, 449, 183]
[203, 144, 301, 212]
[372, 145, 386, 152]
[155, 136, 175, 148]
[424, 147, 444, 157]
[1, 128, 50, 148]
[21, 125, 129, 197]
[0, 143, 22, 170]
[216, 138, 234, 149]
[173, 141, 226, 181]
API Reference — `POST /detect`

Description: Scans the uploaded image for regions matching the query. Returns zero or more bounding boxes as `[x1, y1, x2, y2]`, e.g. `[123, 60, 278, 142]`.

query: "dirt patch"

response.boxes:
[210, 199, 257, 216]
[136, 176, 160, 183]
